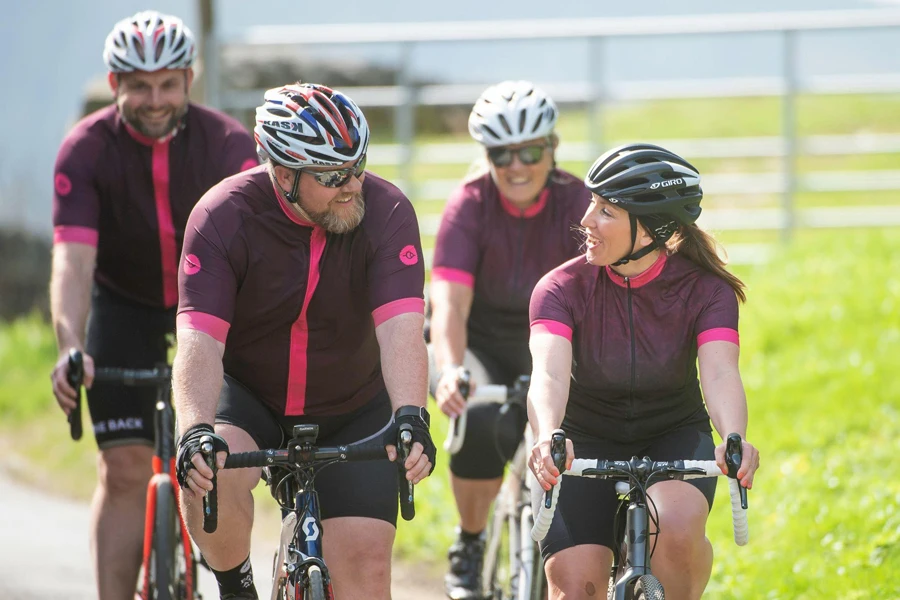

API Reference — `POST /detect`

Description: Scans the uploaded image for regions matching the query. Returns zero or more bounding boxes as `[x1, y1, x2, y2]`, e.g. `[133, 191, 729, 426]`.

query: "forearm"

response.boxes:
[377, 313, 428, 410]
[527, 372, 570, 441]
[173, 329, 225, 436]
[704, 371, 749, 439]
[49, 244, 95, 353]
[430, 302, 468, 371]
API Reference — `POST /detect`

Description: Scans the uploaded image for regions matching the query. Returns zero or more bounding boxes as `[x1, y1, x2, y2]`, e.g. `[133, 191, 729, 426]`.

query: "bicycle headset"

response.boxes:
[585, 143, 703, 266]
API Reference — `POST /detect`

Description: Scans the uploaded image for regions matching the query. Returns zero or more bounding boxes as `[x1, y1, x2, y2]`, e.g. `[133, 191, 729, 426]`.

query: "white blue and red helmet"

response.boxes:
[254, 83, 370, 168]
[103, 11, 197, 73]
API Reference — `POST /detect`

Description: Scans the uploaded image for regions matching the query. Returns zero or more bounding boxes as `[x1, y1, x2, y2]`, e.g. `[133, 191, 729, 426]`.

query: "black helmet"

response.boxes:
[584, 143, 702, 265]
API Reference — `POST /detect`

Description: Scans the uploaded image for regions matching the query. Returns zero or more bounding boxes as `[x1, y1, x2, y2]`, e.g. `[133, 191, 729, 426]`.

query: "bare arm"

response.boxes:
[376, 311, 432, 481]
[527, 332, 574, 490]
[429, 279, 474, 416]
[173, 328, 225, 436]
[49, 242, 96, 411]
[698, 340, 759, 487]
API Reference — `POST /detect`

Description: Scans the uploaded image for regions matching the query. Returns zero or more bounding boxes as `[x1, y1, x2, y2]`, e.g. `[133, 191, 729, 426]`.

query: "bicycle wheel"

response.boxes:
[519, 504, 548, 600]
[634, 575, 665, 600]
[304, 565, 327, 600]
[147, 476, 176, 600]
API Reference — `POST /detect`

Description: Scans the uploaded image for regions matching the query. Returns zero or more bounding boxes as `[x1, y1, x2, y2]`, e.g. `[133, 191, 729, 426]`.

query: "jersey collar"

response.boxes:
[272, 182, 317, 228]
[498, 187, 549, 218]
[605, 251, 668, 289]
[123, 120, 178, 146]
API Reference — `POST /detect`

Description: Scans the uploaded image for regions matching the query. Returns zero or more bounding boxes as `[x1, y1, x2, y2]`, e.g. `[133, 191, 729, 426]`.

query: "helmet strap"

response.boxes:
[612, 214, 658, 266]
[284, 169, 301, 204]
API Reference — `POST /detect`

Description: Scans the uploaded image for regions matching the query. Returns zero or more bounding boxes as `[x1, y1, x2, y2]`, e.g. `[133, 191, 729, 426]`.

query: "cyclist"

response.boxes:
[527, 143, 761, 600]
[48, 10, 257, 599]
[428, 80, 591, 599]
[172, 82, 436, 600]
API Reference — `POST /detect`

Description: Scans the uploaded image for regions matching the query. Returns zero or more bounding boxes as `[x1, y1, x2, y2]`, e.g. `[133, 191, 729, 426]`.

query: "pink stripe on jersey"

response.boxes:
[499, 188, 549, 218]
[285, 227, 327, 415]
[372, 297, 426, 327]
[531, 319, 573, 342]
[53, 225, 99, 247]
[273, 183, 315, 227]
[151, 140, 178, 308]
[697, 327, 740, 347]
[606, 252, 668, 289]
[176, 311, 231, 343]
[431, 267, 475, 288]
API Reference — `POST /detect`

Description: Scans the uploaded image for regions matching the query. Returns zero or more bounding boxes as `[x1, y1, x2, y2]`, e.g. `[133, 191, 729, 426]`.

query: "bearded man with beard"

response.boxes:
[49, 11, 257, 599]
[171, 83, 436, 600]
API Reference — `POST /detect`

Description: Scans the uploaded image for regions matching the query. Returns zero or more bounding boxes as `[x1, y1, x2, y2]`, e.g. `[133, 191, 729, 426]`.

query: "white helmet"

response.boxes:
[254, 83, 370, 168]
[103, 11, 197, 73]
[468, 81, 559, 147]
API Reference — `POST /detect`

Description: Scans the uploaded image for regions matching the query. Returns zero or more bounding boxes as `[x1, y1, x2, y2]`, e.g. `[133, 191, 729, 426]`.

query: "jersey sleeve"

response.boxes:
[529, 269, 576, 342]
[695, 279, 740, 347]
[430, 184, 481, 287]
[368, 194, 426, 326]
[176, 197, 241, 343]
[220, 127, 259, 177]
[52, 130, 101, 247]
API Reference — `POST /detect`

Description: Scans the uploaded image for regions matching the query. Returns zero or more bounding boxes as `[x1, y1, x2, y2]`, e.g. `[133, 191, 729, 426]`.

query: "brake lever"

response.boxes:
[725, 432, 748, 509]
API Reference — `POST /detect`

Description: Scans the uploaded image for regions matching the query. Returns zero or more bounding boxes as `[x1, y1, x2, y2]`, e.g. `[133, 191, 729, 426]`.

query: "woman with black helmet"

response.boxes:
[526, 143, 760, 599]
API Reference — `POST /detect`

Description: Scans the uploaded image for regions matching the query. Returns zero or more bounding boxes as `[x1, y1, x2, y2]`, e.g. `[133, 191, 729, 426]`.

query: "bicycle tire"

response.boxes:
[481, 500, 507, 600]
[520, 505, 548, 600]
[304, 565, 327, 600]
[634, 575, 665, 600]
[149, 477, 176, 600]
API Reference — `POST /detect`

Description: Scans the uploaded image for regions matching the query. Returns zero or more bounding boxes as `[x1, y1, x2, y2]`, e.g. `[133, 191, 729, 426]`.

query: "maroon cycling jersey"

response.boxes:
[177, 168, 425, 417]
[52, 104, 258, 309]
[530, 252, 740, 443]
[432, 169, 590, 376]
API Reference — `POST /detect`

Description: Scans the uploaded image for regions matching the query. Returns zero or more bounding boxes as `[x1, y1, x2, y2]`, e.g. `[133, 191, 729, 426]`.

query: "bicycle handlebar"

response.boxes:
[66, 350, 172, 442]
[201, 432, 417, 533]
[531, 430, 750, 547]
[443, 368, 526, 455]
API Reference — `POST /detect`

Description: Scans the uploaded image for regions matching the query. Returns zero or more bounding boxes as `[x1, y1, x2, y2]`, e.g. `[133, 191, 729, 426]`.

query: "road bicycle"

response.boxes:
[444, 369, 547, 600]
[68, 349, 201, 600]
[201, 421, 417, 600]
[531, 430, 750, 600]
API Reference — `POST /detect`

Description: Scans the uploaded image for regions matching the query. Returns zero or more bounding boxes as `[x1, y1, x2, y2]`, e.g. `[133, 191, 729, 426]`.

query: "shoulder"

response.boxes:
[549, 169, 592, 207]
[186, 104, 253, 140]
[192, 166, 272, 231]
[665, 253, 736, 299]
[537, 255, 595, 294]
[449, 172, 493, 204]
[57, 105, 118, 158]
[360, 172, 417, 225]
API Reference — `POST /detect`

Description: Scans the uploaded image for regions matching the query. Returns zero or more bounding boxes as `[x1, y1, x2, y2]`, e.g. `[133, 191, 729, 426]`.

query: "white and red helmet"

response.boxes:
[103, 11, 197, 73]
[468, 80, 559, 147]
[254, 84, 370, 168]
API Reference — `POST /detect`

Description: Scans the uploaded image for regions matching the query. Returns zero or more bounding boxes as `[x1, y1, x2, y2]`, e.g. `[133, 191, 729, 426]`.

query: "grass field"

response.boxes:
[2, 93, 899, 596]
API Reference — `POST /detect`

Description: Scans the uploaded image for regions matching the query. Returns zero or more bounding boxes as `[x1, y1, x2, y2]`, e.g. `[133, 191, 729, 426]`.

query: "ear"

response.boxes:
[635, 220, 655, 249]
[273, 164, 294, 189]
[550, 133, 560, 150]
[107, 72, 119, 95]
[185, 67, 195, 91]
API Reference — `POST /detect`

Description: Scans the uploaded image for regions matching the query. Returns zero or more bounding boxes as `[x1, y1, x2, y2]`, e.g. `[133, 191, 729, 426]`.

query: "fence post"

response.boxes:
[395, 42, 416, 202]
[781, 29, 798, 241]
[587, 36, 607, 165]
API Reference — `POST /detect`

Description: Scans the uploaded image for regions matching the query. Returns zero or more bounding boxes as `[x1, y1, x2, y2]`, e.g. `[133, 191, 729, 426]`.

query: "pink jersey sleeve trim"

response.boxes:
[431, 267, 475, 288]
[176, 311, 231, 344]
[372, 297, 426, 327]
[53, 225, 98, 247]
[531, 319, 573, 342]
[697, 327, 740, 347]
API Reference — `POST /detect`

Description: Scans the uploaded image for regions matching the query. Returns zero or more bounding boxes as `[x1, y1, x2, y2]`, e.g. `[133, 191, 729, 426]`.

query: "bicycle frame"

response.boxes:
[609, 487, 654, 600]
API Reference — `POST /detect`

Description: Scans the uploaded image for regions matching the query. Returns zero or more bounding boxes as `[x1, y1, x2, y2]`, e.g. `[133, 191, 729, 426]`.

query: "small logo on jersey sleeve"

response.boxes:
[399, 245, 419, 266]
[184, 254, 202, 275]
[55, 173, 72, 197]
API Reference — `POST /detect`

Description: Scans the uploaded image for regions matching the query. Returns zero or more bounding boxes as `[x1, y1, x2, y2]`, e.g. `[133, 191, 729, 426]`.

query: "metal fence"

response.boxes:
[212, 9, 900, 261]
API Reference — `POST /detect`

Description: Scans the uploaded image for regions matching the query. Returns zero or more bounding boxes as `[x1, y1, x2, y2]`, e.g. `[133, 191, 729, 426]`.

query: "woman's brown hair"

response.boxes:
[666, 223, 747, 303]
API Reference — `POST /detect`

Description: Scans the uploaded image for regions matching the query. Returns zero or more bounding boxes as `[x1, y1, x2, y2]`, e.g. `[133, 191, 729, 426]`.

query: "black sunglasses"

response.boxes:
[303, 155, 367, 188]
[487, 143, 550, 168]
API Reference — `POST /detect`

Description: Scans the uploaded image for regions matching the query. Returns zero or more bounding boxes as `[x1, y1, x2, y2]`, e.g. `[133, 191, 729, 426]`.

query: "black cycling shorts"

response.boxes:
[85, 284, 174, 449]
[537, 425, 717, 558]
[215, 375, 399, 526]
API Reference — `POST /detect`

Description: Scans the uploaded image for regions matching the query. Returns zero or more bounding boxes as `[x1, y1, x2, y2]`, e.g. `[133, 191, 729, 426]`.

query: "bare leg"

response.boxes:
[321, 516, 395, 600]
[452, 475, 503, 533]
[544, 544, 613, 600]
[92, 443, 153, 600]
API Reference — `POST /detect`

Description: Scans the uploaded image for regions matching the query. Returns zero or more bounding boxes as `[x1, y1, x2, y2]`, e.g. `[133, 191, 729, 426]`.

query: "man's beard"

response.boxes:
[120, 102, 187, 139]
[301, 191, 366, 234]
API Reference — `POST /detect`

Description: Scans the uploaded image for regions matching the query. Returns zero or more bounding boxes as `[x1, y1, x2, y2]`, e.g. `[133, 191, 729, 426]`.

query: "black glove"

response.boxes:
[384, 405, 437, 475]
[175, 423, 230, 489]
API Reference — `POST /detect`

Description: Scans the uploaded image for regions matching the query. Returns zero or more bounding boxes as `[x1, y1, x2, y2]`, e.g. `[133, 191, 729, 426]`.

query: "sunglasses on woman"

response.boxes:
[304, 155, 367, 188]
[487, 143, 550, 168]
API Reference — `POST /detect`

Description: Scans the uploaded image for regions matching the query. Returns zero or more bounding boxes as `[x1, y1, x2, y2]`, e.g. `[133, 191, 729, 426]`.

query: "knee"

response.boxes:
[339, 545, 391, 592]
[97, 446, 152, 497]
